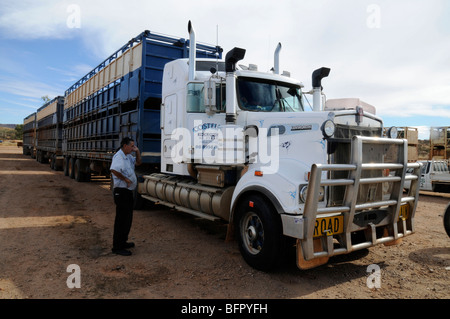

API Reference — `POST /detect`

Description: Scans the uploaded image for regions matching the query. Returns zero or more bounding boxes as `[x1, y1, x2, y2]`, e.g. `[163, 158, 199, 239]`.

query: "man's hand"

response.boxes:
[111, 169, 132, 187]
[133, 146, 142, 166]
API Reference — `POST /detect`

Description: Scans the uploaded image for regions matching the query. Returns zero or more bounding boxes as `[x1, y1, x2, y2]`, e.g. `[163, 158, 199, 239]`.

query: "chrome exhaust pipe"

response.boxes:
[188, 20, 196, 81]
[225, 47, 246, 124]
[312, 67, 330, 111]
[274, 42, 282, 74]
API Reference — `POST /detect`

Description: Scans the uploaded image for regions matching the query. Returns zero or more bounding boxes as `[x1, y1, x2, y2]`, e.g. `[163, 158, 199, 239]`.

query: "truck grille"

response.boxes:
[329, 124, 385, 207]
[334, 124, 382, 139]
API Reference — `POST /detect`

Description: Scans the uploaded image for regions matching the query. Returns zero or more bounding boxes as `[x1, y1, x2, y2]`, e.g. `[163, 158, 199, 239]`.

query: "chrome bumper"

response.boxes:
[299, 136, 421, 262]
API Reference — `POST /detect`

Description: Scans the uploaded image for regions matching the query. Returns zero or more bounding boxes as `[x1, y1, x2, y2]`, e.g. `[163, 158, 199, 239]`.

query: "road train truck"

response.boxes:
[35, 96, 65, 169]
[62, 22, 421, 270]
[22, 112, 37, 157]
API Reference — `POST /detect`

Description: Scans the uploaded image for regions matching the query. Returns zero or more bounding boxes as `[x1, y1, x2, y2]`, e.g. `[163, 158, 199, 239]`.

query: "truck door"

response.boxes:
[162, 93, 178, 161]
[185, 82, 226, 164]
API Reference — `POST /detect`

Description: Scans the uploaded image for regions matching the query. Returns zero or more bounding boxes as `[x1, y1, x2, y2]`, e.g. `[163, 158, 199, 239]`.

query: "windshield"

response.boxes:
[237, 77, 304, 112]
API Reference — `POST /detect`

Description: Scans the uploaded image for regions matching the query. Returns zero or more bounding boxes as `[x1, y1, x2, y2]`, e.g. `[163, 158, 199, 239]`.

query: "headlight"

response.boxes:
[299, 185, 308, 202]
[387, 126, 398, 139]
[299, 185, 325, 203]
[322, 120, 335, 138]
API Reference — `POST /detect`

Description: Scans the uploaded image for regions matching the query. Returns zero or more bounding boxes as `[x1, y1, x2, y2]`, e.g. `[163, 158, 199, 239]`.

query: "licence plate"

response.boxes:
[313, 215, 344, 237]
[399, 204, 411, 220]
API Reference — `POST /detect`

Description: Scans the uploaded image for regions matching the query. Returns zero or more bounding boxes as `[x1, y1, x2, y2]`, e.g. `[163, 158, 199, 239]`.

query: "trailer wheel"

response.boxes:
[63, 157, 70, 176]
[36, 150, 42, 163]
[50, 155, 56, 170]
[74, 159, 84, 182]
[74, 159, 88, 182]
[39, 151, 48, 164]
[69, 157, 76, 179]
[234, 194, 285, 271]
[38, 151, 44, 163]
[444, 203, 450, 238]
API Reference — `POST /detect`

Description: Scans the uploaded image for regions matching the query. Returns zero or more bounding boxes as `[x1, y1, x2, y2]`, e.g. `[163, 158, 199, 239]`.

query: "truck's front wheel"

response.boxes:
[234, 194, 285, 271]
[444, 203, 450, 238]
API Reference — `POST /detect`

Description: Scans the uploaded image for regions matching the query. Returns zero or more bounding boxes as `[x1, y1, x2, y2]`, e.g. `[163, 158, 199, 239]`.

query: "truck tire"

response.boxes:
[74, 159, 82, 182]
[74, 159, 88, 182]
[36, 150, 42, 163]
[50, 154, 56, 170]
[444, 203, 450, 238]
[234, 194, 286, 271]
[63, 157, 70, 176]
[38, 151, 44, 163]
[432, 183, 439, 192]
[52, 155, 62, 171]
[69, 157, 76, 179]
[39, 151, 48, 164]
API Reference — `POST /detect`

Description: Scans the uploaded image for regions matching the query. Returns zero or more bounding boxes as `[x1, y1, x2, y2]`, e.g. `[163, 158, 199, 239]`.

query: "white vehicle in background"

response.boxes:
[405, 160, 450, 192]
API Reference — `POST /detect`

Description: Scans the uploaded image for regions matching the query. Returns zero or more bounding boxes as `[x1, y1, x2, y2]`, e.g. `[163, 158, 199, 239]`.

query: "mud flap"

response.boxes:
[382, 228, 403, 246]
[225, 223, 234, 242]
[296, 239, 329, 270]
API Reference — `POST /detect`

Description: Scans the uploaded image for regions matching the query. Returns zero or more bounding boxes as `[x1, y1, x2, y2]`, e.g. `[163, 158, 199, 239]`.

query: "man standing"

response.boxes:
[110, 137, 142, 256]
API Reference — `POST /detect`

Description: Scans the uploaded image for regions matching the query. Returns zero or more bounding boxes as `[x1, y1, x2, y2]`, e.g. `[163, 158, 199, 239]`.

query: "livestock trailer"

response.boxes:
[62, 30, 222, 183]
[35, 96, 65, 169]
[23, 113, 37, 156]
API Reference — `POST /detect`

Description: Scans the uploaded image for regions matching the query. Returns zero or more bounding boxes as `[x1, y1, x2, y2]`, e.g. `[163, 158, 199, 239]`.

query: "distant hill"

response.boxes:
[0, 124, 17, 129]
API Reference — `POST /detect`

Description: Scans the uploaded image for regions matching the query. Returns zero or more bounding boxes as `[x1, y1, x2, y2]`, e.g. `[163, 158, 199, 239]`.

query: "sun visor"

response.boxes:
[325, 98, 376, 115]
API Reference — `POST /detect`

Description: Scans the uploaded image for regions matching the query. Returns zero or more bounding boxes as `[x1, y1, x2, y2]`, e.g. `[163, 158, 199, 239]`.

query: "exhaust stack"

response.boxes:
[225, 47, 246, 124]
[188, 21, 196, 81]
[274, 42, 282, 74]
[312, 67, 330, 111]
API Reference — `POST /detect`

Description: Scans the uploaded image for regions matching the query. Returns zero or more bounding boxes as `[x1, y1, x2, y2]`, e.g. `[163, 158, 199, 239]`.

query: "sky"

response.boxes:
[0, 0, 449, 140]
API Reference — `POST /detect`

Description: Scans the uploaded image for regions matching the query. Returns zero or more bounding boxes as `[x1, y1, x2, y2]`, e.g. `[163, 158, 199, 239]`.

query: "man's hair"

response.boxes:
[120, 137, 134, 149]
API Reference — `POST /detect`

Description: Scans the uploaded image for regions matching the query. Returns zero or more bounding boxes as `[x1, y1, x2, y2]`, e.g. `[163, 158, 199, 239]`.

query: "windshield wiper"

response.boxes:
[275, 86, 283, 112]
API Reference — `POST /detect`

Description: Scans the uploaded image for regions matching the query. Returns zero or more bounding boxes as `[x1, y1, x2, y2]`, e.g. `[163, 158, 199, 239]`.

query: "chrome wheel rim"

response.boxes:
[240, 212, 264, 255]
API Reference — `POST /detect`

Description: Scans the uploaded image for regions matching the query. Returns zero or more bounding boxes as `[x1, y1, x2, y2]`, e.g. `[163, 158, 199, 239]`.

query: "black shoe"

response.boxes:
[112, 248, 132, 256]
[124, 242, 135, 248]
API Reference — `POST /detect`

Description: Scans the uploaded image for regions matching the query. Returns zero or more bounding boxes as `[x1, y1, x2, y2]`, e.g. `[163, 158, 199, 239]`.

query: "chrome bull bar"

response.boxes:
[300, 136, 421, 261]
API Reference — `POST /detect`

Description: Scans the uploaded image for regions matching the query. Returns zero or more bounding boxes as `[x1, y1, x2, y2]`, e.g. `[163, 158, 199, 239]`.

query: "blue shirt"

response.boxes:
[110, 149, 137, 190]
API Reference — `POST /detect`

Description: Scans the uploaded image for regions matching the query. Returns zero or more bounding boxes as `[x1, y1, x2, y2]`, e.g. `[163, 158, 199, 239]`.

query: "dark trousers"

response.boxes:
[113, 188, 134, 249]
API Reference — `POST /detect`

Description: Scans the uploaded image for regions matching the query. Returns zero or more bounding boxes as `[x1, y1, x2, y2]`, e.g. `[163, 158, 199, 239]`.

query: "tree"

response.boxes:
[41, 95, 51, 105]
[14, 124, 23, 140]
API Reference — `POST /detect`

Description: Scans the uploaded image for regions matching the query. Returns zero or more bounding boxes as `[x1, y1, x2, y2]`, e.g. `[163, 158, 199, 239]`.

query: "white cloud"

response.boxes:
[47, 63, 93, 82]
[0, 0, 72, 39]
[414, 126, 431, 140]
[0, 98, 37, 110]
[0, 76, 63, 100]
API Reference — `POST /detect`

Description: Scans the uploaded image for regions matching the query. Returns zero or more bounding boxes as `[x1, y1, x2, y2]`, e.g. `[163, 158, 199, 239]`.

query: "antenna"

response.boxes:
[216, 24, 219, 72]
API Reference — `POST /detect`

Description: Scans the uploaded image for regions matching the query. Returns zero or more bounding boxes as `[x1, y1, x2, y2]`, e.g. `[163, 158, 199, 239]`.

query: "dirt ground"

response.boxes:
[0, 145, 449, 300]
